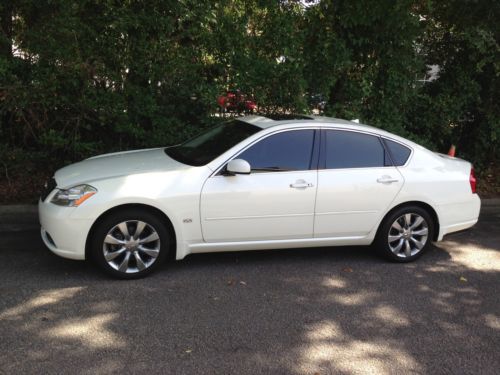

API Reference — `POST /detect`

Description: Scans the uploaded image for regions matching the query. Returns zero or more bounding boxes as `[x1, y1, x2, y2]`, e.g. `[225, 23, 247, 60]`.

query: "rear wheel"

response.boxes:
[90, 209, 170, 279]
[375, 206, 434, 262]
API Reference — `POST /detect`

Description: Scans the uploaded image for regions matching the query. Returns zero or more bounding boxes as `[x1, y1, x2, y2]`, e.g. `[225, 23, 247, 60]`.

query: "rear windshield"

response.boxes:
[165, 120, 261, 166]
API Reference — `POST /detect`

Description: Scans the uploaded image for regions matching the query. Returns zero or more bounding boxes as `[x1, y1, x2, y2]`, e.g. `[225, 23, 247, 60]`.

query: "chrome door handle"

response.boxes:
[377, 176, 399, 184]
[290, 180, 314, 189]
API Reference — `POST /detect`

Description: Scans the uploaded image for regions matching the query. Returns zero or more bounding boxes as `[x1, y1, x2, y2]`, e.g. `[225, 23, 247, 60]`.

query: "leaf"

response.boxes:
[459, 276, 468, 282]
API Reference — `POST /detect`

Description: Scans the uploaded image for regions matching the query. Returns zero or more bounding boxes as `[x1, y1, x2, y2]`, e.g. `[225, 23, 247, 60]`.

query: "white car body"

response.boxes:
[39, 116, 480, 262]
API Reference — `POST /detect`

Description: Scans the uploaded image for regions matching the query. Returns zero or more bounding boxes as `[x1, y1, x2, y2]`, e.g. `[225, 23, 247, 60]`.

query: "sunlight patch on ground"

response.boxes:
[321, 277, 347, 289]
[326, 291, 378, 306]
[484, 314, 500, 330]
[0, 287, 84, 320]
[373, 305, 410, 327]
[444, 241, 500, 271]
[44, 313, 125, 349]
[298, 321, 421, 374]
[306, 321, 342, 341]
[83, 360, 124, 374]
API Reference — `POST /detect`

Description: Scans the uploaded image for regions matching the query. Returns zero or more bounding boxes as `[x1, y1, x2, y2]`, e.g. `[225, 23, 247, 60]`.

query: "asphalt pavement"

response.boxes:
[0, 202, 499, 374]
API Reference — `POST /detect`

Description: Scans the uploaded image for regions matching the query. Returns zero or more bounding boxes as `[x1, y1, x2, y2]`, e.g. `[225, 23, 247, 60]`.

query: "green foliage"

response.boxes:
[303, 0, 424, 136]
[0, 0, 498, 197]
[410, 0, 500, 166]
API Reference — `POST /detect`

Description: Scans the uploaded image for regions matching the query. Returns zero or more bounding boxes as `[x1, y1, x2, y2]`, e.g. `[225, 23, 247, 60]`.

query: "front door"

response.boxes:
[201, 129, 319, 242]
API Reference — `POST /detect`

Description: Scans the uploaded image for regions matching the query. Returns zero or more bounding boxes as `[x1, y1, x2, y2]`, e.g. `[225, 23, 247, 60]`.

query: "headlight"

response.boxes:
[51, 184, 97, 207]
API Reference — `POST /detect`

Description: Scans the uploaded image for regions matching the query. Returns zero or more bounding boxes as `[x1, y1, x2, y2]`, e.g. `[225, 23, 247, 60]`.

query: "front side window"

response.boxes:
[237, 129, 315, 172]
[324, 130, 388, 169]
[165, 120, 261, 166]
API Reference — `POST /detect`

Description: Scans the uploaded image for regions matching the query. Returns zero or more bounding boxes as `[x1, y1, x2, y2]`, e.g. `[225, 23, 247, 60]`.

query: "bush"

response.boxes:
[0, 0, 498, 202]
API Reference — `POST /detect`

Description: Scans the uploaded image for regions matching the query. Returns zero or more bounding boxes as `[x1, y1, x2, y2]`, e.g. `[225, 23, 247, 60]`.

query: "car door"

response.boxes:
[201, 129, 319, 242]
[314, 129, 404, 238]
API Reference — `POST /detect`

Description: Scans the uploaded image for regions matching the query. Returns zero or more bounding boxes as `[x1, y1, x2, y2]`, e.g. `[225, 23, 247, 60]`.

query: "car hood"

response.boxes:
[54, 148, 186, 188]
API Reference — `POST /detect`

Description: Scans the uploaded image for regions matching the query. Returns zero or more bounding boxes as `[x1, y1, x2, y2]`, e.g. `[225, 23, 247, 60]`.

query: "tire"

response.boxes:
[89, 208, 171, 279]
[375, 205, 434, 262]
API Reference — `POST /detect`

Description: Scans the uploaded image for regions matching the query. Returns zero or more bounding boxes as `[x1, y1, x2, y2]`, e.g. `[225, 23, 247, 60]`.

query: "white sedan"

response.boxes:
[39, 115, 481, 278]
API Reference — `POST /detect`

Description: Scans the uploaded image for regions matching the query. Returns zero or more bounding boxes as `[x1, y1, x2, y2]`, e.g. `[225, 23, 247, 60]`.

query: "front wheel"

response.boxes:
[90, 209, 170, 279]
[375, 206, 434, 262]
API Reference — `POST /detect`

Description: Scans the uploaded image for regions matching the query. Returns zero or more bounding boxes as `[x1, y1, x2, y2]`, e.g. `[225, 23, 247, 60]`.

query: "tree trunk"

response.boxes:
[0, 3, 13, 59]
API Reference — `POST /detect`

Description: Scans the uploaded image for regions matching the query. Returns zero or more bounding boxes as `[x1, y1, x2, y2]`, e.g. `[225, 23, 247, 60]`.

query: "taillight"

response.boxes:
[469, 167, 477, 193]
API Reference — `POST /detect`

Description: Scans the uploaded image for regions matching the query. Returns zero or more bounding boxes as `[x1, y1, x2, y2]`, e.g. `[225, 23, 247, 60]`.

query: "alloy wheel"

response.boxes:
[102, 220, 161, 273]
[387, 213, 429, 258]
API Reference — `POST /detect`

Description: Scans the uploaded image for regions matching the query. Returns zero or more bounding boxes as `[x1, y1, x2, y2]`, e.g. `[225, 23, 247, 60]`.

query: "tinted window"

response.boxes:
[325, 130, 387, 169]
[165, 120, 260, 166]
[384, 139, 411, 166]
[238, 130, 315, 171]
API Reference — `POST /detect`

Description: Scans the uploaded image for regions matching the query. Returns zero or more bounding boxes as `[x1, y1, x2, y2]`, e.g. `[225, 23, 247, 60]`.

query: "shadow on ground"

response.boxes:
[0, 208, 499, 374]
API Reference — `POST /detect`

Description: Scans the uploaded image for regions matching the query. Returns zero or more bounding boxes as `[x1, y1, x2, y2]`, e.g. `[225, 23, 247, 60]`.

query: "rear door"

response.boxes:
[314, 129, 404, 238]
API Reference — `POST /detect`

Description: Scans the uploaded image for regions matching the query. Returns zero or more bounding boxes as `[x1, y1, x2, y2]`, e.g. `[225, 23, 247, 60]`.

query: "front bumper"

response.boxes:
[38, 199, 94, 260]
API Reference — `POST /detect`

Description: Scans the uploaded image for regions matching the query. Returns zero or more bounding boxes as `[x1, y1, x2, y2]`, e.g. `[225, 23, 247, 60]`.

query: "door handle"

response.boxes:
[290, 180, 314, 189]
[377, 175, 399, 184]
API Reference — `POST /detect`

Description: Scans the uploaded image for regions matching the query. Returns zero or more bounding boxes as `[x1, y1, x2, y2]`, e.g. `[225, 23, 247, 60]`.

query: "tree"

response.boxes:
[0, 0, 498, 201]
[410, 0, 500, 164]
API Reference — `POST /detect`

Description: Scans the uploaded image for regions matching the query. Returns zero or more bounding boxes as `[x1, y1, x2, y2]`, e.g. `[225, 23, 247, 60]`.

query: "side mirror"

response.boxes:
[226, 159, 251, 175]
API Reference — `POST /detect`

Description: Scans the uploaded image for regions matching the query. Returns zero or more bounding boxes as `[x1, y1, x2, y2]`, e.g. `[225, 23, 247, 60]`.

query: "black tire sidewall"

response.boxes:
[376, 206, 434, 262]
[90, 209, 170, 279]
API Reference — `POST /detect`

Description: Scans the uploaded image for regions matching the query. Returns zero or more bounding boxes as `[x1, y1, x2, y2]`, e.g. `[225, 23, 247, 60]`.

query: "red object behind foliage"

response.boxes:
[448, 145, 456, 157]
[469, 167, 477, 193]
[218, 90, 256, 113]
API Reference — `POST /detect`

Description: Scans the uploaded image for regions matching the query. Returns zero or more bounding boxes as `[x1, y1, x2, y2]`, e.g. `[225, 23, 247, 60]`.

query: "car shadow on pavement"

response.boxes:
[0, 221, 499, 374]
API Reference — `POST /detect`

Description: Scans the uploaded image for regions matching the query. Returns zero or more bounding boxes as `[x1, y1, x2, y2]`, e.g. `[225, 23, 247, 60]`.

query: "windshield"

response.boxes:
[165, 120, 261, 166]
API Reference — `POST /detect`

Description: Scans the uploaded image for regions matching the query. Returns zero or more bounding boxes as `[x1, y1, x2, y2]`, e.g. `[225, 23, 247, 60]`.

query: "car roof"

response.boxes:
[240, 114, 381, 132]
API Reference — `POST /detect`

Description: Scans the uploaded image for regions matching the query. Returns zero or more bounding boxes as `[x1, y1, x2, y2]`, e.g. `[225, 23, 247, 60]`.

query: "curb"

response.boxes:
[0, 205, 38, 215]
[0, 205, 39, 233]
[481, 198, 500, 206]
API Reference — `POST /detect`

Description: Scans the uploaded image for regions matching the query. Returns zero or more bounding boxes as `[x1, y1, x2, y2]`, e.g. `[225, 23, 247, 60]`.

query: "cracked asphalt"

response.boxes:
[0, 202, 499, 374]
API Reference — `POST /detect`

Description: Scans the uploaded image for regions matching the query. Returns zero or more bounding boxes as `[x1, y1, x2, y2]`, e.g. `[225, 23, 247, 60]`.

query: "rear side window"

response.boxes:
[324, 130, 387, 169]
[384, 139, 411, 166]
[238, 129, 315, 171]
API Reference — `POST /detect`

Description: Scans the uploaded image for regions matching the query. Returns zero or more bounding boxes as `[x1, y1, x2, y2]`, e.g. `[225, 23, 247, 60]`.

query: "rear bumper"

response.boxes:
[439, 218, 478, 240]
[437, 194, 481, 240]
[38, 199, 93, 260]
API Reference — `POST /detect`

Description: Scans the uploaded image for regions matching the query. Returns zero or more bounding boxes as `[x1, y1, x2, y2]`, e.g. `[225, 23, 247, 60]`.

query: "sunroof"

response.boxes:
[260, 114, 314, 121]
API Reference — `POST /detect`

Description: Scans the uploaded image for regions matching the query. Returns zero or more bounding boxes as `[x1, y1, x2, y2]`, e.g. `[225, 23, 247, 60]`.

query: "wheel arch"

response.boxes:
[377, 201, 440, 241]
[85, 203, 177, 261]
